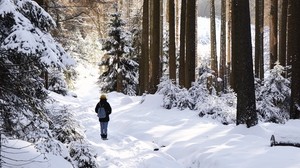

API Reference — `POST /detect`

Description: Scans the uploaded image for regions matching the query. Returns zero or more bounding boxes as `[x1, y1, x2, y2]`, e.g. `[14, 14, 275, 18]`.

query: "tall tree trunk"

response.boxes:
[219, 0, 226, 92]
[232, 0, 257, 127]
[210, 0, 218, 76]
[255, 0, 264, 79]
[278, 0, 288, 69]
[149, 0, 160, 94]
[176, 0, 180, 50]
[159, 0, 164, 80]
[185, 0, 196, 88]
[140, 0, 149, 94]
[289, 1, 300, 119]
[286, 0, 293, 78]
[169, 0, 176, 81]
[228, 0, 234, 91]
[270, 0, 278, 69]
[179, 0, 186, 87]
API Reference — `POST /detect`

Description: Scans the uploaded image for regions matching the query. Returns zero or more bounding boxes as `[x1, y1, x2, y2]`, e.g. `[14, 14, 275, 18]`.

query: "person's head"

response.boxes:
[100, 94, 107, 100]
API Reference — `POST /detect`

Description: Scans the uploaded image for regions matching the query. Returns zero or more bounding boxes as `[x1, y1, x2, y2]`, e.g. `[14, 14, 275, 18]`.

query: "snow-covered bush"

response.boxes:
[48, 68, 69, 96]
[192, 72, 236, 125]
[176, 88, 194, 110]
[157, 71, 236, 125]
[157, 78, 180, 109]
[256, 65, 290, 123]
[47, 105, 83, 143]
[68, 141, 98, 168]
[46, 104, 99, 167]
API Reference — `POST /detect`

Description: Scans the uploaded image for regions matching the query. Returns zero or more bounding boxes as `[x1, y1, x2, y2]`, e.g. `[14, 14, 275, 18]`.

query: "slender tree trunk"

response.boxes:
[286, 0, 293, 78]
[210, 0, 218, 76]
[219, 0, 226, 92]
[279, 0, 288, 68]
[169, 0, 176, 81]
[228, 0, 234, 91]
[232, 0, 257, 127]
[149, 0, 160, 94]
[259, 1, 265, 79]
[159, 0, 164, 80]
[270, 0, 278, 69]
[289, 1, 300, 119]
[179, 0, 186, 87]
[255, 0, 264, 79]
[140, 0, 149, 94]
[176, 0, 180, 50]
[185, 0, 196, 88]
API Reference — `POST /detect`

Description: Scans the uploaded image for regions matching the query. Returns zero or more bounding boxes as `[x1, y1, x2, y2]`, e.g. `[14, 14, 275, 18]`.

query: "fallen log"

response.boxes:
[270, 134, 300, 148]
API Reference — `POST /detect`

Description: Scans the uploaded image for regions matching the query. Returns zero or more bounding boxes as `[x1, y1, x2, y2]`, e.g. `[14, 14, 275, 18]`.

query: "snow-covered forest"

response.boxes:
[1, 0, 300, 168]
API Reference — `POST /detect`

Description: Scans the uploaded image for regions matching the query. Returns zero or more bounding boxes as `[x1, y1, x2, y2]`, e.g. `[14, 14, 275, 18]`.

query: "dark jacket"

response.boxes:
[95, 99, 112, 122]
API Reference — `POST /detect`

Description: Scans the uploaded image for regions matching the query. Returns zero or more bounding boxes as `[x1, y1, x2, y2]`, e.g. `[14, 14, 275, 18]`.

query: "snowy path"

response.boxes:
[57, 63, 300, 168]
[69, 63, 181, 168]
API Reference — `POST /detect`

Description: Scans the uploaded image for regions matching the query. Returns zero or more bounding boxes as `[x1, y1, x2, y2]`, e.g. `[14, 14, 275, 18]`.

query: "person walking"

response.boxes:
[95, 94, 112, 140]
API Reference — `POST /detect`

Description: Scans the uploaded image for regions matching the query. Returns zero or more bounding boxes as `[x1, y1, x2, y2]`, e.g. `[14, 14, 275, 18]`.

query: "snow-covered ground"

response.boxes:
[3, 16, 299, 168]
[4, 61, 300, 168]
[55, 64, 300, 167]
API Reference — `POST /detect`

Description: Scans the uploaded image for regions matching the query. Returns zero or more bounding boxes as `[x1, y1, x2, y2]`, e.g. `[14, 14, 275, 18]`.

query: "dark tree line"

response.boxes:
[33, 0, 300, 128]
[138, 0, 300, 127]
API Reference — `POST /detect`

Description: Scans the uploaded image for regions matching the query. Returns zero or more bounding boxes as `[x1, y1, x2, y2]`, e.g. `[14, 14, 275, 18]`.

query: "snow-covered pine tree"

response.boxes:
[0, 0, 71, 141]
[256, 64, 290, 123]
[99, 3, 138, 95]
[0, 1, 98, 167]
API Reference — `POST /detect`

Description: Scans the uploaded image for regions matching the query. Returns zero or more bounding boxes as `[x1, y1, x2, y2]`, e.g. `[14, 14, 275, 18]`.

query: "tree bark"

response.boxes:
[255, 0, 264, 79]
[228, 0, 234, 91]
[232, 0, 257, 127]
[140, 0, 149, 94]
[278, 0, 288, 69]
[169, 0, 176, 81]
[210, 0, 218, 77]
[219, 0, 226, 92]
[270, 0, 278, 69]
[286, 0, 293, 78]
[185, 0, 196, 88]
[149, 0, 160, 94]
[289, 1, 300, 119]
[179, 0, 186, 87]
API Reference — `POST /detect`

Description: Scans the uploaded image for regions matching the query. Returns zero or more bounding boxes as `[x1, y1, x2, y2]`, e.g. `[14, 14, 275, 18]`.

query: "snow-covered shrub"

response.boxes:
[176, 88, 194, 110]
[191, 72, 236, 125]
[47, 105, 84, 143]
[48, 68, 69, 96]
[46, 103, 98, 167]
[68, 141, 99, 168]
[256, 65, 290, 123]
[157, 78, 180, 109]
[198, 90, 236, 125]
[190, 72, 213, 110]
[157, 71, 236, 125]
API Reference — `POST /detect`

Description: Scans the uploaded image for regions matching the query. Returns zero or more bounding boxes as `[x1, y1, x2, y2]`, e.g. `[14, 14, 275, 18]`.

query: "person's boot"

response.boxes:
[103, 134, 108, 140]
[101, 134, 105, 140]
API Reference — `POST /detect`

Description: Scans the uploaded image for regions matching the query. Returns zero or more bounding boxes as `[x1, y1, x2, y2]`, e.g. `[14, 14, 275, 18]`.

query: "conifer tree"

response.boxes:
[100, 3, 138, 95]
[0, 0, 73, 139]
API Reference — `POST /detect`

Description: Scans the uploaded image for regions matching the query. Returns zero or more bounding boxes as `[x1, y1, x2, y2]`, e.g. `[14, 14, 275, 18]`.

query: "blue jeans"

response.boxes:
[100, 122, 108, 135]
